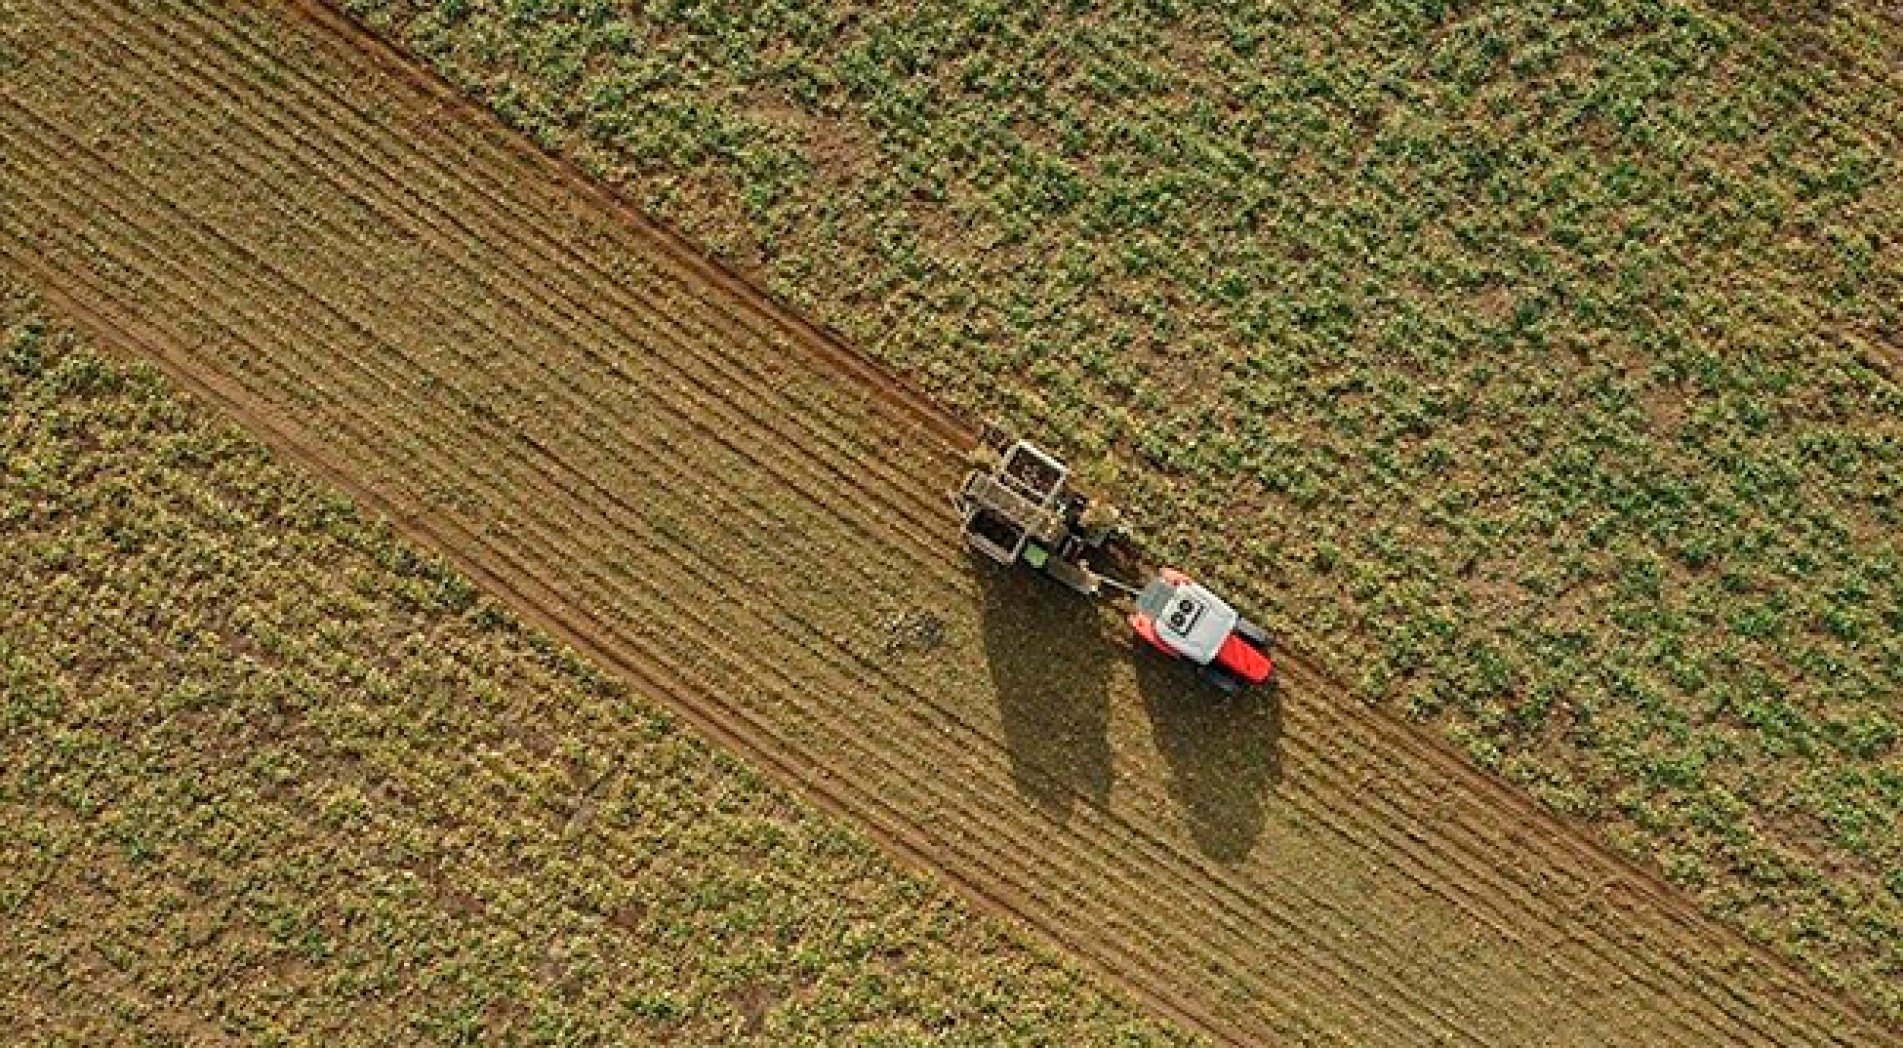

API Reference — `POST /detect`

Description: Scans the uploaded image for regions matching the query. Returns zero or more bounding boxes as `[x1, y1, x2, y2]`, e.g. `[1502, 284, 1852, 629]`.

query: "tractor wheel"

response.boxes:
[1236, 617, 1271, 650]
[1200, 663, 1242, 695]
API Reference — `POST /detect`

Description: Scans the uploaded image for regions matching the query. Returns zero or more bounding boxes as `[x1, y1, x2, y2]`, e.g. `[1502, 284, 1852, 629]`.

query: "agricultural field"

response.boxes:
[0, 1, 1897, 1045]
[344, 0, 1903, 1018]
[0, 283, 1193, 1045]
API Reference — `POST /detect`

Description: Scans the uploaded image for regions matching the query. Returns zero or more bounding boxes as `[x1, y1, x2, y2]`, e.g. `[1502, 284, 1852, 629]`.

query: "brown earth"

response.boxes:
[0, 1, 1895, 1045]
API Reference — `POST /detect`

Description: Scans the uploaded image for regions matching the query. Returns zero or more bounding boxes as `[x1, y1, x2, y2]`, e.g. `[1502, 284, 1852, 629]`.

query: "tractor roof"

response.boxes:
[1136, 577, 1238, 665]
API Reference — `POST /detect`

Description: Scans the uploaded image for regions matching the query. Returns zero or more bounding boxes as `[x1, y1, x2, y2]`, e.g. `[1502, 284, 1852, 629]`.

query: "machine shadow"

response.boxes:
[975, 560, 1116, 824]
[1131, 648, 1282, 864]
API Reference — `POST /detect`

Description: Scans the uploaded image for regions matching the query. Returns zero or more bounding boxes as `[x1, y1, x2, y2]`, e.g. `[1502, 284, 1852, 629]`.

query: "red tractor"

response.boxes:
[952, 426, 1273, 691]
[1128, 568, 1273, 692]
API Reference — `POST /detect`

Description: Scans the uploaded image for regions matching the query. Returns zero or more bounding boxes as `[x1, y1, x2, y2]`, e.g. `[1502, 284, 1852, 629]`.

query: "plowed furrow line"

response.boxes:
[0, 149, 1788, 1048]
[7, 154, 1765, 1048]
[0, 249, 1392, 1048]
[45, 29, 957, 578]
[1264, 663, 1831, 1044]
[96, 20, 1895, 1027]
[0, 209, 1804, 1042]
[145, 0, 961, 540]
[74, 28, 1811, 1042]
[291, 0, 973, 451]
[7, 2, 1894, 1045]
[7, 131, 1552, 1048]
[0, 89, 1257, 958]
[215, 36, 1864, 1034]
[0, 43, 960, 607]
[0, 174, 1403, 1048]
[2, 238, 1290, 1048]
[0, 136, 1773, 1048]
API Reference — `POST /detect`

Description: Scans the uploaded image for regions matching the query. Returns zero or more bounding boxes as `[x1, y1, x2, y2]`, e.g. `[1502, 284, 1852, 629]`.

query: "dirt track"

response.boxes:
[1, 2, 1894, 1045]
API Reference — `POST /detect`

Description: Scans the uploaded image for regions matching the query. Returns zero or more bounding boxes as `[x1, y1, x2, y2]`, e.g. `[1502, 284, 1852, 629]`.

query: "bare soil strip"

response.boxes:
[2, 2, 1893, 1045]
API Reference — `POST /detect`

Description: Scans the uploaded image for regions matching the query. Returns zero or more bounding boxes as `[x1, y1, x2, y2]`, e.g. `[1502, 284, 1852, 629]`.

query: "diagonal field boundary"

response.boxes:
[1, 1, 1895, 1044]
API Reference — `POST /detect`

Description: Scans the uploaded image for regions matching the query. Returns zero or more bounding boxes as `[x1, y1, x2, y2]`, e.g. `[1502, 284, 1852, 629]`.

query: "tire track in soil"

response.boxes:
[0, 115, 1788, 1048]
[0, 106, 1435, 1048]
[0, 68, 1691, 1048]
[2, 2, 1896, 1046]
[0, 4, 1857, 1042]
[167, 14, 1903, 1042]
[70, 6, 1667, 1004]
[100, 28, 1842, 1042]
[0, 55, 1697, 1048]
[0, 14, 1826, 1048]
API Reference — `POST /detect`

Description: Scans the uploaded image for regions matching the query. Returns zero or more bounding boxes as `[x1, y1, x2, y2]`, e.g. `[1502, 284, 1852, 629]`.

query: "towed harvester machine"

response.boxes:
[951, 426, 1273, 691]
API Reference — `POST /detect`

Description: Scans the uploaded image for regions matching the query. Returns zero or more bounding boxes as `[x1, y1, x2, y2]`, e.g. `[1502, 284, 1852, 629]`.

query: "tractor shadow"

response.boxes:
[1131, 648, 1282, 864]
[975, 562, 1115, 824]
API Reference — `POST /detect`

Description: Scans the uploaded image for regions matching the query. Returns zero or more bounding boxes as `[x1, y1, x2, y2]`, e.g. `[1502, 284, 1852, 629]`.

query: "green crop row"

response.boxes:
[344, 0, 1903, 1015]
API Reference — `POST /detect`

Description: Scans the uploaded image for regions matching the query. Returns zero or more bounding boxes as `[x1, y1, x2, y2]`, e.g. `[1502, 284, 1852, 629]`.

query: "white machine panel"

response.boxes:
[1153, 582, 1238, 665]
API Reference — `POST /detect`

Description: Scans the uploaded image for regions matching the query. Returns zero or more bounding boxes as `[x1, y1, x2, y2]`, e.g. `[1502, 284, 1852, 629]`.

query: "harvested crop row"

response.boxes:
[0, 4, 1857, 1042]
[0, 8, 1826, 1048]
[0, 2, 1891, 1046]
[345, 0, 1903, 1015]
[0, 281, 1201, 1047]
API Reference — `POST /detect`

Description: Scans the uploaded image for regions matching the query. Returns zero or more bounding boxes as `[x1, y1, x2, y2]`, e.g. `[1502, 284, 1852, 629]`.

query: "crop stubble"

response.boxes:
[0, 2, 1893, 1046]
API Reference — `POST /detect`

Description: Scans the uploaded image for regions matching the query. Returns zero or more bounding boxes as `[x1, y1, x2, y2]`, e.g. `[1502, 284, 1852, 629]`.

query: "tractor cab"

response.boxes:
[1130, 568, 1273, 691]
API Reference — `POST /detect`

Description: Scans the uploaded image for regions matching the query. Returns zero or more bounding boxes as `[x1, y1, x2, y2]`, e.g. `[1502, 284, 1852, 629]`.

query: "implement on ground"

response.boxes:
[952, 425, 1274, 691]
